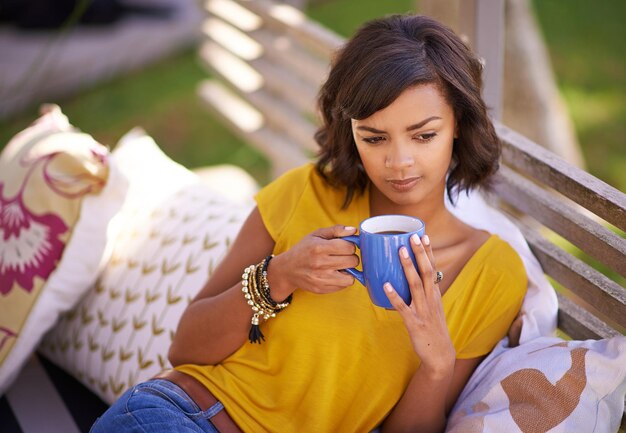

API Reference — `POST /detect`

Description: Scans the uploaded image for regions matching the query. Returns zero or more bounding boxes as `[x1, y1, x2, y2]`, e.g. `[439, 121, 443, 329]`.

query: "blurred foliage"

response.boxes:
[306, 0, 414, 36]
[532, 0, 626, 192]
[530, 0, 626, 289]
[0, 49, 270, 183]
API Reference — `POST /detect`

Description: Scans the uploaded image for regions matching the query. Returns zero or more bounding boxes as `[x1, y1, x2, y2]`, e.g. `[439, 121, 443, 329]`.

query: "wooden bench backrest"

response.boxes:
[198, 0, 625, 425]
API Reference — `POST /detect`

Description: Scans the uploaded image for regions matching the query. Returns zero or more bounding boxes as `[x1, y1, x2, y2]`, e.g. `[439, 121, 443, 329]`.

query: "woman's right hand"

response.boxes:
[268, 225, 359, 300]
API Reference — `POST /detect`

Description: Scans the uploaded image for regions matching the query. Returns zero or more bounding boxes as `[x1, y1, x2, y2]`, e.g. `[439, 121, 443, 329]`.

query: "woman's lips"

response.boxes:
[387, 177, 421, 192]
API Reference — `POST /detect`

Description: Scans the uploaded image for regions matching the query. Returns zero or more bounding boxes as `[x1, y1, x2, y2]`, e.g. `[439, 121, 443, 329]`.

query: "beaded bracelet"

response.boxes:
[259, 255, 292, 308]
[241, 255, 291, 343]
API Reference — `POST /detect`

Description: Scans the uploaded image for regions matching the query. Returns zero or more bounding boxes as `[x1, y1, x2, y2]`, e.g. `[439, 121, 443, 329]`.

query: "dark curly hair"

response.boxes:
[315, 14, 500, 207]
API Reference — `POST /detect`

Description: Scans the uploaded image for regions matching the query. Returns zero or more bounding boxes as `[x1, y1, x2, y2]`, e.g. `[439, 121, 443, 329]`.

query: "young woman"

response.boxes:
[91, 14, 526, 433]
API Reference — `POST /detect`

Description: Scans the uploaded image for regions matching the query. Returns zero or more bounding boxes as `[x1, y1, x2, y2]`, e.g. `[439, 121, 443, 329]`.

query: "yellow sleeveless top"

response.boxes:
[178, 164, 527, 433]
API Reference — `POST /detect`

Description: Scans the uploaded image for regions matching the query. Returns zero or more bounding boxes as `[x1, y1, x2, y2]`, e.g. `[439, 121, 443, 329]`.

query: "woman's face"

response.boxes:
[351, 83, 456, 210]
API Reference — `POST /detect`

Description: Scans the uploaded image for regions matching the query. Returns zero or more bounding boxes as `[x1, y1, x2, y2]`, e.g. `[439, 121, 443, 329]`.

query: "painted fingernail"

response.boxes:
[400, 247, 409, 259]
[423, 235, 430, 246]
[345, 226, 355, 231]
[384, 283, 393, 293]
[411, 234, 421, 245]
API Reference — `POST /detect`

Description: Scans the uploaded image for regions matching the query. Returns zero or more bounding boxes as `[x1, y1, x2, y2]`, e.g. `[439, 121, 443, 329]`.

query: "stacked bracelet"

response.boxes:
[241, 255, 292, 343]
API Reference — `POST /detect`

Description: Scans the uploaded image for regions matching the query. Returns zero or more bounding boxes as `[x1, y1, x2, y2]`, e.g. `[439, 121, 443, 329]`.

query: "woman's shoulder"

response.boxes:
[260, 163, 330, 191]
[444, 233, 527, 315]
[443, 225, 526, 287]
[451, 222, 523, 268]
[473, 234, 527, 286]
[255, 163, 350, 240]
[257, 162, 348, 207]
[256, 163, 314, 202]
[480, 235, 524, 264]
[272, 162, 318, 185]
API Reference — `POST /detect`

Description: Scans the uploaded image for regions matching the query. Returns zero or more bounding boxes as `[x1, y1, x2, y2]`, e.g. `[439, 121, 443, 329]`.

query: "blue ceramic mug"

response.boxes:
[343, 215, 425, 309]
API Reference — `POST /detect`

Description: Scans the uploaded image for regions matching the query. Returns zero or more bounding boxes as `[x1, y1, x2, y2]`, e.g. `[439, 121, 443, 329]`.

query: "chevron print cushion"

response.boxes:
[39, 129, 256, 404]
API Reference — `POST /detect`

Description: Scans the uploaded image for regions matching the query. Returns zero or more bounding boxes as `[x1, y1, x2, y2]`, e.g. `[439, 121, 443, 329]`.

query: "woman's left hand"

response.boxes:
[384, 234, 456, 378]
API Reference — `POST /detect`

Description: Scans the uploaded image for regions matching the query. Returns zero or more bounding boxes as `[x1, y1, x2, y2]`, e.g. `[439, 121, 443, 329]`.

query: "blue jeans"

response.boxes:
[90, 379, 223, 433]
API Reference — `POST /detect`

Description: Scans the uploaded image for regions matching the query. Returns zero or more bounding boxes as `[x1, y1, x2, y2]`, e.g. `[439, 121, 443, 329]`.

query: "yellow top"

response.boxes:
[178, 163, 527, 433]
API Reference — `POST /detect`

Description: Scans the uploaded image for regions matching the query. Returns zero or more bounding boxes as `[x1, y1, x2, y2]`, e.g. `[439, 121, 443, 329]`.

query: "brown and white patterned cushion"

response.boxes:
[446, 336, 626, 433]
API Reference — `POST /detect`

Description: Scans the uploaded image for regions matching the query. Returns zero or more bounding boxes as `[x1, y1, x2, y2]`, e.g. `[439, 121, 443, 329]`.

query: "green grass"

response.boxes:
[0, 48, 270, 183]
[0, 1, 624, 192]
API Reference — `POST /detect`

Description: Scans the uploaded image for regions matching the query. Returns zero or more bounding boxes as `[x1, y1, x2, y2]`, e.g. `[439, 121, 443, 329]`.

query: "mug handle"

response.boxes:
[341, 235, 365, 286]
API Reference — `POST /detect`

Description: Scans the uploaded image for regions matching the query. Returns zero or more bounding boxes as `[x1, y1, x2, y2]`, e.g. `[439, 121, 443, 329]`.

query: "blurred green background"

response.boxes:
[0, 0, 624, 192]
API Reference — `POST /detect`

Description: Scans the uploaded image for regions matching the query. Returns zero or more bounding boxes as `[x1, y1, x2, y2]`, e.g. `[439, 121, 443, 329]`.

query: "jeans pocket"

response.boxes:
[127, 381, 202, 417]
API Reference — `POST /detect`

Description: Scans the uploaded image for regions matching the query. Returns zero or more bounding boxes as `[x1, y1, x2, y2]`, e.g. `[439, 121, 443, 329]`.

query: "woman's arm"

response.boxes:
[168, 207, 275, 366]
[381, 356, 483, 433]
[380, 234, 483, 433]
[168, 206, 359, 366]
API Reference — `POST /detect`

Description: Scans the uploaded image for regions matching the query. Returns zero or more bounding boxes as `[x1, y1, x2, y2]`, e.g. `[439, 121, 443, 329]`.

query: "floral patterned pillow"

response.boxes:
[39, 130, 256, 404]
[0, 105, 128, 394]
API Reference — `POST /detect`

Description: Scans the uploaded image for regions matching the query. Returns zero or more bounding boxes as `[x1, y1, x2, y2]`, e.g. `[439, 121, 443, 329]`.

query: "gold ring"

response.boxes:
[435, 271, 444, 284]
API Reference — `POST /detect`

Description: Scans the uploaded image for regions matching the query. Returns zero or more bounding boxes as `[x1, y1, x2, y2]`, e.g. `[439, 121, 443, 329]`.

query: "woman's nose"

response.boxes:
[384, 146, 415, 169]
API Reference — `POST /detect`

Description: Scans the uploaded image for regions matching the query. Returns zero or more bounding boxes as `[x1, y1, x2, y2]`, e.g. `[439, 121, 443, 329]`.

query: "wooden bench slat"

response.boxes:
[251, 27, 329, 90]
[202, 17, 262, 61]
[245, 89, 318, 153]
[496, 123, 626, 231]
[199, 40, 264, 93]
[198, 79, 309, 176]
[199, 43, 318, 153]
[248, 56, 319, 118]
[515, 223, 626, 330]
[232, 0, 342, 58]
[197, 79, 263, 133]
[199, 40, 319, 119]
[202, 12, 326, 98]
[556, 293, 619, 340]
[206, 0, 263, 32]
[494, 166, 626, 277]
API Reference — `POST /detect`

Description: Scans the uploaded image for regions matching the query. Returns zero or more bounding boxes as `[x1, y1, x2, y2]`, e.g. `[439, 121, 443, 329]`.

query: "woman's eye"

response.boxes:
[362, 136, 385, 144]
[415, 133, 437, 142]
